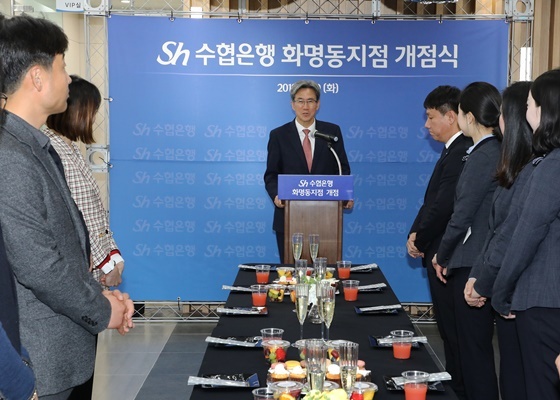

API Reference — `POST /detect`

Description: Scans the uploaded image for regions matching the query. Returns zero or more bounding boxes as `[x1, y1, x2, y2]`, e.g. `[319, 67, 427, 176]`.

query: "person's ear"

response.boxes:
[445, 110, 456, 125]
[29, 66, 43, 91]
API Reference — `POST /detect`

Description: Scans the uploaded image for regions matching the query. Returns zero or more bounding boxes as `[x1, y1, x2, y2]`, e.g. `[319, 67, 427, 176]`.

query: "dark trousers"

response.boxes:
[495, 316, 527, 400]
[425, 258, 466, 400]
[275, 230, 284, 263]
[450, 267, 499, 400]
[67, 334, 98, 400]
[516, 308, 560, 400]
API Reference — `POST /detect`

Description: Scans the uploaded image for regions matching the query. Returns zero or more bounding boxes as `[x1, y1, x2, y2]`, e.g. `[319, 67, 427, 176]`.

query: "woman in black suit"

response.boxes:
[433, 82, 502, 400]
[464, 81, 534, 400]
[492, 68, 560, 399]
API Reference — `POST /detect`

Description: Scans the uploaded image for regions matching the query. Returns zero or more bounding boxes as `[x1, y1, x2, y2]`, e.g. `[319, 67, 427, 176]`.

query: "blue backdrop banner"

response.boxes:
[107, 16, 508, 301]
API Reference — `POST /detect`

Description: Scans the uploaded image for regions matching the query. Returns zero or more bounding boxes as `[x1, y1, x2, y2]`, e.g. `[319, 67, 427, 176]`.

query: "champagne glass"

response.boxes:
[309, 257, 327, 324]
[339, 342, 359, 399]
[294, 283, 310, 340]
[292, 233, 303, 262]
[309, 233, 319, 263]
[305, 339, 327, 392]
[295, 259, 308, 283]
[320, 284, 336, 341]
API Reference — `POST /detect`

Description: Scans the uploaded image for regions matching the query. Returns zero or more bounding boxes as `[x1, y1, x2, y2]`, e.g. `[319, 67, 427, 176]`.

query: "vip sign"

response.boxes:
[56, 0, 83, 12]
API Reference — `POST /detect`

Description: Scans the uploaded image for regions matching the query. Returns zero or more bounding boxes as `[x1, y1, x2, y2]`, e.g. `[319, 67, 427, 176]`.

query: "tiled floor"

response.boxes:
[92, 321, 499, 400]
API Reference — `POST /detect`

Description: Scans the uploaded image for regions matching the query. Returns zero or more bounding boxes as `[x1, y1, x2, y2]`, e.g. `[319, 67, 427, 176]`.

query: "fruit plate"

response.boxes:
[383, 376, 445, 392]
[199, 373, 260, 389]
[216, 307, 268, 316]
[368, 335, 420, 348]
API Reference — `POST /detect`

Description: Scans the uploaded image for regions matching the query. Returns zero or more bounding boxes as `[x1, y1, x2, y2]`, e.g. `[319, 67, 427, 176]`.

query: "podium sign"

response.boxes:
[278, 175, 354, 201]
[281, 175, 353, 264]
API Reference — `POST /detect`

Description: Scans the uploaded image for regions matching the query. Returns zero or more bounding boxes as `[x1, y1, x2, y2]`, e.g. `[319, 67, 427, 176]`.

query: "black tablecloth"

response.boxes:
[190, 264, 458, 399]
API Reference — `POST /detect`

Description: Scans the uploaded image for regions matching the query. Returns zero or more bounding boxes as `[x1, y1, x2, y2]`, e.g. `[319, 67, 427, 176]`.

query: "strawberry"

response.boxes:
[275, 347, 286, 361]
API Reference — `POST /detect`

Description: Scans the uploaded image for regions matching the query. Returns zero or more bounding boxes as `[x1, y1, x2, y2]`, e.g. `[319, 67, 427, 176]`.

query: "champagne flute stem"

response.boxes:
[300, 323, 304, 341]
[321, 322, 325, 340]
[325, 327, 329, 341]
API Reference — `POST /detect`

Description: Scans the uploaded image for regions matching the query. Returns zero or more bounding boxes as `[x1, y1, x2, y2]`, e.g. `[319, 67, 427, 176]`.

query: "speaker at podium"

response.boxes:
[278, 175, 354, 264]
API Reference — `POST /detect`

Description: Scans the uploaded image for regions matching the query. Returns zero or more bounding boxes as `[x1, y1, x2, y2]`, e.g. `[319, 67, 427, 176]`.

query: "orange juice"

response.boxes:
[392, 342, 412, 359]
[252, 292, 267, 307]
[338, 267, 351, 279]
[343, 287, 358, 301]
[404, 382, 427, 400]
[256, 271, 270, 284]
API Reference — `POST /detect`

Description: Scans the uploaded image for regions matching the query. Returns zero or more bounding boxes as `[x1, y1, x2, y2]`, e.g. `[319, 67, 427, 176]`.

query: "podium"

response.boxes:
[278, 175, 353, 264]
[283, 200, 343, 264]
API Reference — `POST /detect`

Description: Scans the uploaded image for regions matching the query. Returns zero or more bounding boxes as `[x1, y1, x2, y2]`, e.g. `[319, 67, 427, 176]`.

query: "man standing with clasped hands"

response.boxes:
[407, 86, 472, 400]
[0, 14, 134, 399]
[264, 80, 352, 263]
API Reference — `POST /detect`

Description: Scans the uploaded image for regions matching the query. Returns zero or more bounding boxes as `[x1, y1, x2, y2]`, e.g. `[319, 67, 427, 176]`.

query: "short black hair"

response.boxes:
[0, 14, 68, 96]
[423, 85, 460, 115]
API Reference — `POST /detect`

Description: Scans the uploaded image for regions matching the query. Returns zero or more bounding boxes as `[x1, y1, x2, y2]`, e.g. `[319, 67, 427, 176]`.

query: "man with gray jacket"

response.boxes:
[0, 14, 134, 399]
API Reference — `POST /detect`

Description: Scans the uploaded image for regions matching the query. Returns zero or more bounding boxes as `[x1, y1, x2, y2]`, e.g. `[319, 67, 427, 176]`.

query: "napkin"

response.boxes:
[205, 336, 259, 347]
[358, 283, 387, 291]
[351, 263, 378, 271]
[222, 285, 252, 292]
[376, 336, 428, 345]
[216, 306, 267, 315]
[358, 304, 402, 312]
[390, 371, 451, 386]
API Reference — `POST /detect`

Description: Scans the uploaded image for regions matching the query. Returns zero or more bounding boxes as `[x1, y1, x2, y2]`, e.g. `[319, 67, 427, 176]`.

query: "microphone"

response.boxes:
[313, 130, 339, 143]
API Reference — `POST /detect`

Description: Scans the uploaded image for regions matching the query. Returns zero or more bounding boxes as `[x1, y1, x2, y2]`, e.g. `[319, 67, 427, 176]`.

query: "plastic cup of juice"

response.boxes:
[390, 330, 414, 360]
[342, 279, 359, 301]
[255, 264, 271, 284]
[251, 284, 268, 307]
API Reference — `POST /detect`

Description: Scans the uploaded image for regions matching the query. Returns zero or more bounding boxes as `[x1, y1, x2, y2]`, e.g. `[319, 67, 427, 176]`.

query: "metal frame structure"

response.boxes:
[8, 0, 533, 322]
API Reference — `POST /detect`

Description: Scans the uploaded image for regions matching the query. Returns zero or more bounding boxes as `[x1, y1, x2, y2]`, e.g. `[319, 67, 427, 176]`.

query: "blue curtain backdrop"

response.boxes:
[107, 16, 508, 301]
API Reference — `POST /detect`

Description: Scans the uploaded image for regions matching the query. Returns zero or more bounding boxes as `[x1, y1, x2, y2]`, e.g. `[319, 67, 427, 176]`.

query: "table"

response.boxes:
[190, 264, 458, 399]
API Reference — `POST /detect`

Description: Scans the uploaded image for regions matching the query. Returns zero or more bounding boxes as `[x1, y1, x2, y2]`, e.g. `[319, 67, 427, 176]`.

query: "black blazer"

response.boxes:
[410, 134, 472, 267]
[493, 148, 560, 315]
[0, 225, 20, 352]
[264, 119, 351, 232]
[436, 136, 501, 269]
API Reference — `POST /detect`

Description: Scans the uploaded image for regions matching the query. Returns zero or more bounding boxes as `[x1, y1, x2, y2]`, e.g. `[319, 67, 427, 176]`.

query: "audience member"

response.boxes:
[492, 68, 560, 400]
[433, 82, 502, 400]
[0, 14, 134, 399]
[464, 81, 533, 400]
[407, 85, 471, 399]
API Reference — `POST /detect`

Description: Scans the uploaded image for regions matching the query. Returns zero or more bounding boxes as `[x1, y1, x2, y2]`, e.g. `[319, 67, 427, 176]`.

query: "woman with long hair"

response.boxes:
[464, 81, 534, 400]
[433, 81, 502, 400]
[492, 69, 560, 399]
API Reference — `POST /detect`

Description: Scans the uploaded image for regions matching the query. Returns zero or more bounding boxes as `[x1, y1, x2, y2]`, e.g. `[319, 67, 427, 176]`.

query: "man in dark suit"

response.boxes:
[0, 14, 134, 399]
[407, 86, 471, 400]
[264, 80, 352, 263]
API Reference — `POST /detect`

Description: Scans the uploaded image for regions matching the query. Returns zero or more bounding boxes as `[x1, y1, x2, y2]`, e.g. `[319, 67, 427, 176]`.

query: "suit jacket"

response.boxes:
[492, 148, 560, 315]
[410, 134, 472, 267]
[470, 162, 535, 297]
[264, 119, 351, 232]
[0, 112, 111, 395]
[436, 136, 501, 269]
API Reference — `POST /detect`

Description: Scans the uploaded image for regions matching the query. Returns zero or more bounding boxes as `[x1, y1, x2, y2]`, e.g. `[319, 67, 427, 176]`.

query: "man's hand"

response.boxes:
[464, 278, 486, 307]
[406, 232, 424, 258]
[102, 261, 124, 287]
[343, 200, 354, 210]
[273, 195, 285, 208]
[432, 254, 447, 283]
[104, 290, 135, 335]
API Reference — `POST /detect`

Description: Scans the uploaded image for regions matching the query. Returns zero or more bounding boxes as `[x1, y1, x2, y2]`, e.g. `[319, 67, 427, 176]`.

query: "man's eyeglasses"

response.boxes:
[293, 99, 318, 107]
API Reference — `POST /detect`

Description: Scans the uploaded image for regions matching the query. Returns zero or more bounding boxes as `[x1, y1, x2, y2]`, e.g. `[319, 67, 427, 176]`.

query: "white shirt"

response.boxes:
[295, 119, 316, 156]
